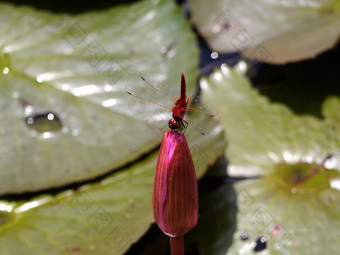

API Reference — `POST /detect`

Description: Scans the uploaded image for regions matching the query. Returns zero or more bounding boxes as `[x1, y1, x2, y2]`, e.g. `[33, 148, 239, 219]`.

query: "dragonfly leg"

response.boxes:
[180, 119, 188, 135]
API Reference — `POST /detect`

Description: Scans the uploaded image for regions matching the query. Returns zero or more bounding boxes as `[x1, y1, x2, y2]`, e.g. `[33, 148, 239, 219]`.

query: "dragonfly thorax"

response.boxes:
[172, 98, 187, 122]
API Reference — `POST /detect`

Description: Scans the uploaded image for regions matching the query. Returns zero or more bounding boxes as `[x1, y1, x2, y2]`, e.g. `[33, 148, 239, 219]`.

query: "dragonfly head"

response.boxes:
[168, 119, 179, 130]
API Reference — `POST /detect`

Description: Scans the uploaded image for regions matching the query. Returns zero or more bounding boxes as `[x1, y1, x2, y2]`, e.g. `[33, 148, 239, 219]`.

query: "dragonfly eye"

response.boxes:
[168, 119, 179, 130]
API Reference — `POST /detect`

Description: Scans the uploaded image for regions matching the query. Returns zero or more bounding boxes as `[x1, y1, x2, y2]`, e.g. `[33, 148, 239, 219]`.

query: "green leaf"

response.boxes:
[0, 110, 226, 254]
[188, 0, 340, 64]
[0, 0, 199, 195]
[229, 175, 340, 255]
[201, 66, 340, 254]
[201, 65, 340, 177]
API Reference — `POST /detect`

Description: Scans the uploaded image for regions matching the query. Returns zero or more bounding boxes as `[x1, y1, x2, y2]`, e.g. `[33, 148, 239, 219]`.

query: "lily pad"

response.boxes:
[201, 65, 340, 177]
[188, 0, 340, 64]
[0, 109, 226, 254]
[229, 174, 340, 255]
[201, 66, 340, 254]
[0, 0, 198, 195]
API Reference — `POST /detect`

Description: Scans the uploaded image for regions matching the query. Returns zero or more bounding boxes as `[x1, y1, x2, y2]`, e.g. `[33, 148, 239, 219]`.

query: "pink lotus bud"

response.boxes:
[152, 130, 198, 237]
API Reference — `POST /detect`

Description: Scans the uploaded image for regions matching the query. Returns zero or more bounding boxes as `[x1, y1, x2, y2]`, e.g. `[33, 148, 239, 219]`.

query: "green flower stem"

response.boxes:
[170, 236, 184, 255]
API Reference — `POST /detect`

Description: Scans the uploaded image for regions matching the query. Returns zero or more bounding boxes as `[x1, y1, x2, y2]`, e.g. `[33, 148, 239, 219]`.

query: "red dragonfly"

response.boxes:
[166, 73, 189, 133]
[127, 73, 214, 135]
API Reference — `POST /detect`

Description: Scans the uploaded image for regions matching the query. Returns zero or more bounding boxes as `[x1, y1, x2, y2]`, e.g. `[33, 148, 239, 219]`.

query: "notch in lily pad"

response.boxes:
[270, 155, 336, 194]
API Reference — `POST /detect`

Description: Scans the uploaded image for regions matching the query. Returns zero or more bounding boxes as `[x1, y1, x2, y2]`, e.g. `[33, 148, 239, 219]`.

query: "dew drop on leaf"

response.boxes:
[254, 236, 268, 252]
[240, 232, 249, 240]
[25, 112, 62, 133]
[211, 52, 219, 59]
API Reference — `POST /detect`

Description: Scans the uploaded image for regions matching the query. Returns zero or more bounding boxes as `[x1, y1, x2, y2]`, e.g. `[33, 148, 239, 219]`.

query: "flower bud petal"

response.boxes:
[152, 130, 198, 236]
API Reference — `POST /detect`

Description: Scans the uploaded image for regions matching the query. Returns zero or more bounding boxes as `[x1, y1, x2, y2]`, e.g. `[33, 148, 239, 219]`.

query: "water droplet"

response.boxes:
[211, 52, 219, 59]
[254, 236, 268, 252]
[25, 112, 62, 133]
[241, 232, 249, 240]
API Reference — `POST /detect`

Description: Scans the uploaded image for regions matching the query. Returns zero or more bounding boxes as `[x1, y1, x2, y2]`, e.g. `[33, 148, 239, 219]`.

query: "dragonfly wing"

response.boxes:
[125, 85, 173, 112]
[187, 96, 218, 118]
[139, 72, 178, 103]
